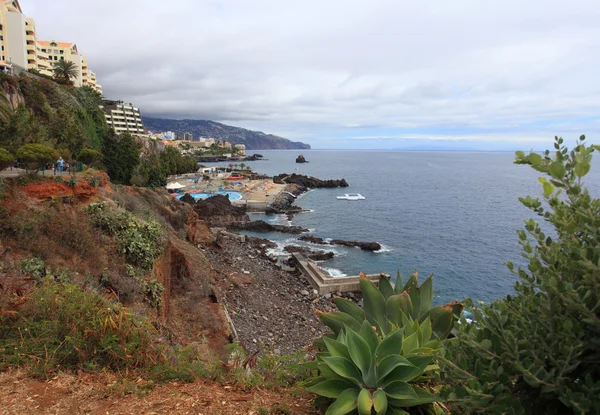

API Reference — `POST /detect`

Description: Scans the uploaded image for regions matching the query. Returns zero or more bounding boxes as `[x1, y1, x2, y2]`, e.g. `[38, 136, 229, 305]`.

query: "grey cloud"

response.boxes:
[24, 0, 600, 148]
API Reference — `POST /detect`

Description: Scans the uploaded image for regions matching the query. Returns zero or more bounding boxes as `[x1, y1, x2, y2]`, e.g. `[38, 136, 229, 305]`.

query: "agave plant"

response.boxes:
[318, 273, 462, 344]
[306, 319, 444, 415]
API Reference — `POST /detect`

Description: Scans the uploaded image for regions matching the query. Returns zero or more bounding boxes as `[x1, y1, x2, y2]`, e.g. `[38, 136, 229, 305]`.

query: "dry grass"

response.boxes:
[0, 369, 319, 415]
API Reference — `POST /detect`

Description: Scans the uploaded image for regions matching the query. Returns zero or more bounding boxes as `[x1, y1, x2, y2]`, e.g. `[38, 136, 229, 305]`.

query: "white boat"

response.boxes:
[337, 193, 366, 200]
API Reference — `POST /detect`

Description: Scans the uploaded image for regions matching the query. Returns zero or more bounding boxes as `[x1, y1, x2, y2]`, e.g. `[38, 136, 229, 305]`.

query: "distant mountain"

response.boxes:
[142, 117, 310, 150]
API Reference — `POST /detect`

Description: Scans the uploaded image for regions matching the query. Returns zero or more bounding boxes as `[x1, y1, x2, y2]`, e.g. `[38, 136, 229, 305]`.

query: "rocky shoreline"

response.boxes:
[182, 174, 382, 353]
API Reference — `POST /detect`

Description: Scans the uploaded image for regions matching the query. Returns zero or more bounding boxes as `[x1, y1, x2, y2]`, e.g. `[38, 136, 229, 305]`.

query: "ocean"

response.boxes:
[223, 150, 599, 305]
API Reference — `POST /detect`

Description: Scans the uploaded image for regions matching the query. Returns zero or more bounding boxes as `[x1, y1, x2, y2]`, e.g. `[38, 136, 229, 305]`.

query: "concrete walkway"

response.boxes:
[291, 252, 385, 294]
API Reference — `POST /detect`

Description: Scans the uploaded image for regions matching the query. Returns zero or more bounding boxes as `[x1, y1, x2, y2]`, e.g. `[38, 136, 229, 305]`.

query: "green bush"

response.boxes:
[0, 147, 13, 170]
[0, 282, 159, 375]
[441, 136, 600, 414]
[78, 148, 103, 166]
[85, 202, 165, 269]
[16, 143, 57, 172]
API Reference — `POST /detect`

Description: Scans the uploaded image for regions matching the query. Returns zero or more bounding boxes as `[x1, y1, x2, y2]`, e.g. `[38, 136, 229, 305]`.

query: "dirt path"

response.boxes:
[0, 371, 318, 415]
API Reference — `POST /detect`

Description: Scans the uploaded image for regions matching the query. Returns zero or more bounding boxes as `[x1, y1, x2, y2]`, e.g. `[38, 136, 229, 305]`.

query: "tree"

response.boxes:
[0, 147, 13, 170]
[443, 136, 600, 414]
[16, 143, 57, 172]
[102, 131, 140, 184]
[78, 148, 103, 167]
[52, 60, 79, 84]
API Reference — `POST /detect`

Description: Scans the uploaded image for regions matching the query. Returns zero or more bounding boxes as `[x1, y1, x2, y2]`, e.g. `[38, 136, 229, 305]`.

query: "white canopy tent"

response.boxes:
[166, 182, 185, 190]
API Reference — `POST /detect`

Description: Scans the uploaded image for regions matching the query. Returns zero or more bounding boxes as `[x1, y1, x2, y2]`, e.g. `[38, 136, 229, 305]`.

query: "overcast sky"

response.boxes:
[24, 0, 600, 149]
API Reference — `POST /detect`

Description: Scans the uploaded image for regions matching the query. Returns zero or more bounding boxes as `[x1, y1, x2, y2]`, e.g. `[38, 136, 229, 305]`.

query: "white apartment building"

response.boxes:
[102, 101, 145, 135]
[0, 1, 101, 93]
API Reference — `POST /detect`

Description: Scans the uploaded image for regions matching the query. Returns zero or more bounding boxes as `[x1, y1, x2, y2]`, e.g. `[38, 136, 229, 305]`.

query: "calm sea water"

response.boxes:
[226, 150, 599, 305]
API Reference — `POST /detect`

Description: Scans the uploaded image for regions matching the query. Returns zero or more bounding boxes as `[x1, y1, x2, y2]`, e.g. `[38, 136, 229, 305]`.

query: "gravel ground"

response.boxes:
[203, 232, 351, 355]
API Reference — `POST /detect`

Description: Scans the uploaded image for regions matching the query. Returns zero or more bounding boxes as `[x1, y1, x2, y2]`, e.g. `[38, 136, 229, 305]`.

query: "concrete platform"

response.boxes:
[291, 253, 385, 294]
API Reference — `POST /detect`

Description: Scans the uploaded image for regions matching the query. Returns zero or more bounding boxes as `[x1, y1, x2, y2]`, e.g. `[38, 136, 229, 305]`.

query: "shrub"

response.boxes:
[78, 148, 103, 166]
[0, 282, 159, 375]
[0, 147, 13, 170]
[442, 136, 600, 414]
[16, 143, 57, 172]
[85, 202, 165, 269]
[67, 175, 78, 187]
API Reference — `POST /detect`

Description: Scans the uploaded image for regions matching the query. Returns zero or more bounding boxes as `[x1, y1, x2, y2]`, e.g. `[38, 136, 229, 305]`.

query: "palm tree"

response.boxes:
[52, 60, 79, 84]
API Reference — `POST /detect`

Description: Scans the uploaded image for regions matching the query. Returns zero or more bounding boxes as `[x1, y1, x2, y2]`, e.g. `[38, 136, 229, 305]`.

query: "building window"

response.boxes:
[60, 50, 63, 54]
[41, 48, 46, 52]
[60, 56, 64, 60]
[0, 36, 3, 40]
[54, 56, 57, 61]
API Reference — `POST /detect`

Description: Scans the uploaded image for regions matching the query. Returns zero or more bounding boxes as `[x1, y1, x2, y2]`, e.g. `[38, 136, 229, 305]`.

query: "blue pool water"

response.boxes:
[176, 191, 242, 201]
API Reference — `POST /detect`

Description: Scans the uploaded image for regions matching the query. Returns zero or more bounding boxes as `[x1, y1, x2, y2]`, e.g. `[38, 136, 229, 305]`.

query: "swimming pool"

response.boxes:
[176, 191, 242, 201]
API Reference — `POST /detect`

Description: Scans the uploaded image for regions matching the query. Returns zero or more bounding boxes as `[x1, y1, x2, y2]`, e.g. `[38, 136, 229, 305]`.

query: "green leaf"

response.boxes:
[394, 270, 404, 294]
[335, 297, 365, 323]
[419, 275, 433, 315]
[429, 306, 454, 339]
[386, 293, 413, 326]
[307, 379, 356, 398]
[360, 320, 380, 354]
[361, 276, 389, 334]
[420, 317, 432, 344]
[373, 390, 388, 414]
[324, 337, 352, 360]
[325, 388, 360, 415]
[574, 161, 590, 177]
[323, 357, 362, 385]
[375, 328, 404, 361]
[357, 388, 373, 415]
[376, 355, 415, 381]
[549, 161, 566, 179]
[383, 355, 432, 384]
[319, 362, 344, 380]
[346, 327, 373, 378]
[304, 376, 326, 388]
[543, 181, 555, 197]
[529, 152, 542, 166]
[384, 381, 418, 400]
[319, 311, 363, 335]
[378, 276, 395, 300]
[402, 273, 418, 292]
[402, 332, 419, 354]
[388, 385, 436, 407]
[407, 282, 421, 320]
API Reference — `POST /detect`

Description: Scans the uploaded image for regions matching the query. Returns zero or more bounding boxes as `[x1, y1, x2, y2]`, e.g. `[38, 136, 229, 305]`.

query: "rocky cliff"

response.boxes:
[142, 117, 311, 150]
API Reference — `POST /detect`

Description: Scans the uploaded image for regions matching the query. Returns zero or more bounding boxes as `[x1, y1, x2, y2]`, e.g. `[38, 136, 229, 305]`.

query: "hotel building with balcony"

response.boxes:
[102, 101, 145, 136]
[37, 40, 102, 93]
[0, 1, 101, 93]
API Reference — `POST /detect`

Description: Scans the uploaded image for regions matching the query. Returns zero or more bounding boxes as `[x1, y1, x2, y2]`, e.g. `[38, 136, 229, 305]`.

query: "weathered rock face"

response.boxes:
[296, 154, 308, 163]
[193, 194, 249, 228]
[330, 240, 382, 251]
[231, 220, 309, 234]
[273, 174, 349, 189]
[298, 235, 328, 245]
[179, 193, 196, 206]
[283, 245, 334, 261]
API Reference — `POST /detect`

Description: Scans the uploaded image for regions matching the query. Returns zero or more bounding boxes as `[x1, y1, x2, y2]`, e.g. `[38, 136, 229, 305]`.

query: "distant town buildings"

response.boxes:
[102, 101, 145, 135]
[183, 132, 193, 141]
[234, 144, 246, 156]
[160, 131, 176, 141]
[0, 1, 101, 93]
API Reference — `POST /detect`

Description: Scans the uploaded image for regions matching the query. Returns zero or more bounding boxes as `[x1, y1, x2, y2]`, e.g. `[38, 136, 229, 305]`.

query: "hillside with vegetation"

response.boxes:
[142, 117, 311, 150]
